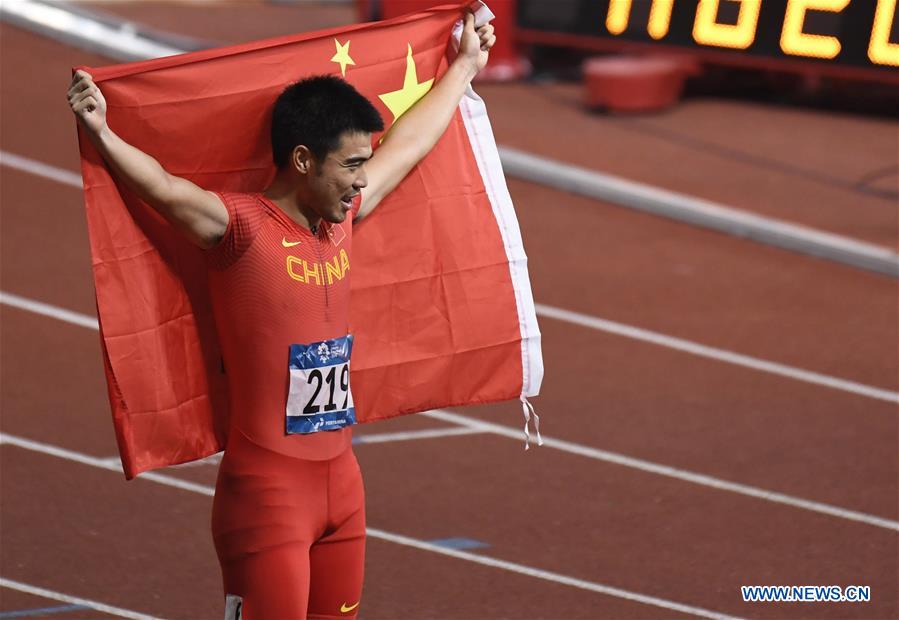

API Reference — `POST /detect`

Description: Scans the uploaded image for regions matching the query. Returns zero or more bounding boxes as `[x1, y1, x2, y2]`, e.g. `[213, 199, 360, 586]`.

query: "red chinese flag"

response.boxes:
[76, 2, 542, 479]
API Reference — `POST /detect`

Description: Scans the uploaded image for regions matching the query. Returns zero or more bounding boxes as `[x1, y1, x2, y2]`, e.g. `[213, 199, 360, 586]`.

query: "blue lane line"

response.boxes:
[427, 537, 490, 550]
[0, 605, 89, 619]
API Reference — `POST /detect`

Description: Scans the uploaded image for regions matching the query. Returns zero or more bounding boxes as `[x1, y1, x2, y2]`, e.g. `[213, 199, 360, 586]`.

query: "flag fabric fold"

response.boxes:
[77, 1, 543, 479]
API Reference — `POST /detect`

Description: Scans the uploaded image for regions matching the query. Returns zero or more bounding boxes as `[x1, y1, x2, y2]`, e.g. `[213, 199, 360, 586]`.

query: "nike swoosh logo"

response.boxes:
[282, 238, 301, 247]
[340, 602, 360, 613]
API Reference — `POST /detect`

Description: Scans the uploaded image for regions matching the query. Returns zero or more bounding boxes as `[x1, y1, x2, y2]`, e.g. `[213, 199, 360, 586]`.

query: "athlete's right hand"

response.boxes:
[68, 70, 107, 135]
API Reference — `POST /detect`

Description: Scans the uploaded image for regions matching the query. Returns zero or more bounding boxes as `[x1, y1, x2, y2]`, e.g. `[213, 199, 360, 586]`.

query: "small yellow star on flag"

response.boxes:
[330, 39, 355, 77]
[378, 44, 434, 128]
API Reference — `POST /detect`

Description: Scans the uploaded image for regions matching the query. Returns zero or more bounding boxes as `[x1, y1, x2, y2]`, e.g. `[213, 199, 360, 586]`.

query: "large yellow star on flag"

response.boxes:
[330, 39, 355, 77]
[378, 44, 434, 128]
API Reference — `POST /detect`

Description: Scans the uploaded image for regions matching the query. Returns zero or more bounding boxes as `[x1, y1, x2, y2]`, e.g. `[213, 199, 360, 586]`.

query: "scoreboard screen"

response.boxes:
[515, 0, 899, 83]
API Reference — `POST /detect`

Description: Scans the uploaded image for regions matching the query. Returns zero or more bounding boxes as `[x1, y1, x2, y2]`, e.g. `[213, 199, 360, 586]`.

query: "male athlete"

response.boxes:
[68, 12, 495, 620]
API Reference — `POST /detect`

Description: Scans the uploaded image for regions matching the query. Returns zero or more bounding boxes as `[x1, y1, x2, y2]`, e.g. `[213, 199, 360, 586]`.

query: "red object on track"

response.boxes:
[582, 55, 696, 113]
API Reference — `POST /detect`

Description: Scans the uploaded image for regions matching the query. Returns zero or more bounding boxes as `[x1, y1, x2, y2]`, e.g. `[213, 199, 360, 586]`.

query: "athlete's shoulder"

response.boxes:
[216, 191, 266, 212]
[206, 192, 268, 269]
[217, 191, 271, 230]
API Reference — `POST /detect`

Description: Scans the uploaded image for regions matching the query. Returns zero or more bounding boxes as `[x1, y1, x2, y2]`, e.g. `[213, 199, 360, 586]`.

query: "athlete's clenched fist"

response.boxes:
[68, 69, 107, 135]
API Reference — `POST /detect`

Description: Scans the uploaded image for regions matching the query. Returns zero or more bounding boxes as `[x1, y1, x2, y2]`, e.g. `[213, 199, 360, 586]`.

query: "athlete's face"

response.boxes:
[310, 131, 372, 224]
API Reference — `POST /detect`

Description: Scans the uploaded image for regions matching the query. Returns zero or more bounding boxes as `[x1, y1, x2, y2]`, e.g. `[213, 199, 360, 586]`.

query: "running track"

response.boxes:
[1, 4, 897, 619]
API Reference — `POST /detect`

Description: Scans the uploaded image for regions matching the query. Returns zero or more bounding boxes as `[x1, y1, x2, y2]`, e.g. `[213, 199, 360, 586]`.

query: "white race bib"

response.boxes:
[286, 335, 355, 434]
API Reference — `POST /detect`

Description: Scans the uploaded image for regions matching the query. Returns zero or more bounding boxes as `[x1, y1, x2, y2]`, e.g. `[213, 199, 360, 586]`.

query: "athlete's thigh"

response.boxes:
[221, 542, 311, 620]
[306, 527, 365, 618]
[213, 430, 328, 619]
[307, 450, 366, 619]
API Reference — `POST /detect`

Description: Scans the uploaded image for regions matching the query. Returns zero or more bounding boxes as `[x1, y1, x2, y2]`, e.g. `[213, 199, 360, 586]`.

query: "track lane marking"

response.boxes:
[0, 151, 82, 188]
[0, 578, 161, 620]
[353, 426, 485, 444]
[0, 0, 182, 62]
[366, 528, 740, 620]
[2, 290, 898, 531]
[422, 410, 899, 532]
[2, 288, 896, 405]
[499, 147, 899, 277]
[0, 434, 739, 620]
[0, 604, 88, 619]
[535, 303, 898, 404]
[101, 427, 486, 467]
[0, 291, 98, 330]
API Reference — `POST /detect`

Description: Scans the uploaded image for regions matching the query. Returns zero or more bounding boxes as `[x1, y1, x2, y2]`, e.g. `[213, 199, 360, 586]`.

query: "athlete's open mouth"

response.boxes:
[340, 194, 357, 210]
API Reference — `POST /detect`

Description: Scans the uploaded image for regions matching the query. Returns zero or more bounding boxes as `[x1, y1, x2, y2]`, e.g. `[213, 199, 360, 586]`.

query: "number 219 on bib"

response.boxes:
[286, 335, 356, 434]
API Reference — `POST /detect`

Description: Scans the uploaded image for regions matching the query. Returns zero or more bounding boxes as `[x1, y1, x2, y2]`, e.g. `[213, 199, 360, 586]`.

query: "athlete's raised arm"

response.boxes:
[355, 11, 495, 221]
[68, 69, 228, 249]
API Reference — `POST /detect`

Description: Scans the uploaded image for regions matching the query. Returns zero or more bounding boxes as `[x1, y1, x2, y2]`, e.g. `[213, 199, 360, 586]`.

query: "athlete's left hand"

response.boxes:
[459, 12, 496, 73]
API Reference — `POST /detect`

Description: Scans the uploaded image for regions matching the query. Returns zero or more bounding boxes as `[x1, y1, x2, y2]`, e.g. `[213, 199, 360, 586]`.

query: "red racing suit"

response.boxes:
[206, 191, 365, 619]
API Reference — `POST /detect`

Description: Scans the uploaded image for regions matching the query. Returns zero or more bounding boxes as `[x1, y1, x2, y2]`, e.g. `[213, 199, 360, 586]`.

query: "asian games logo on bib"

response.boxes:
[316, 342, 332, 363]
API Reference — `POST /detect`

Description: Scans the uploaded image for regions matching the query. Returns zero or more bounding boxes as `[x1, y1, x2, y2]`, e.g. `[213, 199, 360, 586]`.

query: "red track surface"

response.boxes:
[1, 4, 897, 620]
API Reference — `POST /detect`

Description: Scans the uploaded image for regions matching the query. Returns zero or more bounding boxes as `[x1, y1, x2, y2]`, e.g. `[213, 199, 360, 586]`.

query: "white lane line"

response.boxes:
[354, 426, 484, 444]
[0, 291, 98, 330]
[0, 0, 182, 62]
[168, 453, 221, 468]
[0, 433, 738, 620]
[3, 289, 896, 406]
[422, 409, 899, 533]
[536, 303, 899, 404]
[3, 290, 898, 530]
[0, 151, 82, 188]
[0, 433, 214, 496]
[500, 147, 899, 278]
[0, 577, 161, 620]
[101, 428, 485, 468]
[366, 528, 740, 620]
[105, 454, 228, 471]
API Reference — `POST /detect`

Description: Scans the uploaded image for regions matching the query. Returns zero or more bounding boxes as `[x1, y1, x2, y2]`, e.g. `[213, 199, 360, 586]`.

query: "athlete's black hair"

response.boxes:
[271, 75, 384, 169]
